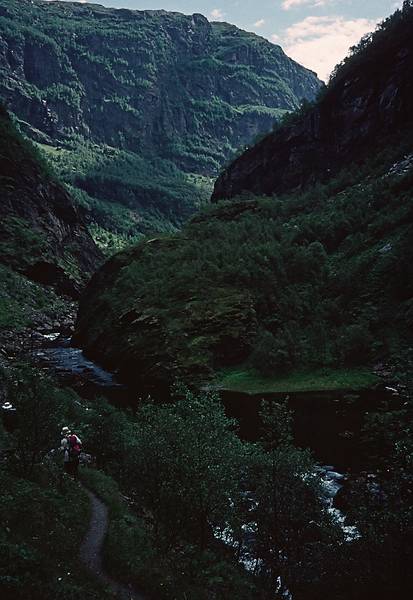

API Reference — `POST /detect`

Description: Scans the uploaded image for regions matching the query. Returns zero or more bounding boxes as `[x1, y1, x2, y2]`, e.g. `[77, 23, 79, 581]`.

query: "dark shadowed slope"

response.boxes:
[0, 104, 102, 297]
[213, 7, 413, 200]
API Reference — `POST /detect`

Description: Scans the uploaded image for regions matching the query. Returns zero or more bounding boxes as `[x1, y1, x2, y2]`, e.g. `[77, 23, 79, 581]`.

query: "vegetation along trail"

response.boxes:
[80, 486, 146, 600]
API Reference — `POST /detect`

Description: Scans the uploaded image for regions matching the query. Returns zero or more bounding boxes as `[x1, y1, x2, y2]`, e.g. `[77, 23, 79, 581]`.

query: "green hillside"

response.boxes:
[74, 139, 413, 390]
[0, 0, 321, 252]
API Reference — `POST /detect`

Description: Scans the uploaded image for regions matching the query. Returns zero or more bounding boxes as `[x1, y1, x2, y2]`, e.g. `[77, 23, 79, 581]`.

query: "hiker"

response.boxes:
[60, 426, 82, 479]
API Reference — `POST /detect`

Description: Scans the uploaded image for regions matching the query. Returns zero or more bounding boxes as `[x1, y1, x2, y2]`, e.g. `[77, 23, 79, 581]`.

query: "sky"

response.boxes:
[48, 1, 405, 80]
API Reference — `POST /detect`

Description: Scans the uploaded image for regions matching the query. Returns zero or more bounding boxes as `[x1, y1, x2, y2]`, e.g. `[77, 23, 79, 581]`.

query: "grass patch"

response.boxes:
[79, 468, 124, 516]
[215, 367, 380, 394]
[35, 142, 63, 157]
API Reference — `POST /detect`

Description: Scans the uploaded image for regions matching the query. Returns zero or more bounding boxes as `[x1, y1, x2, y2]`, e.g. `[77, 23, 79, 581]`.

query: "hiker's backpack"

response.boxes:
[67, 434, 82, 460]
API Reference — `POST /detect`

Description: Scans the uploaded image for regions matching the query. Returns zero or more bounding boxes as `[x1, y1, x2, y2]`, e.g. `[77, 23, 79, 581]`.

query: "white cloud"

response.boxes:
[281, 15, 380, 81]
[209, 8, 225, 21]
[270, 33, 281, 42]
[282, 0, 332, 10]
[254, 19, 266, 29]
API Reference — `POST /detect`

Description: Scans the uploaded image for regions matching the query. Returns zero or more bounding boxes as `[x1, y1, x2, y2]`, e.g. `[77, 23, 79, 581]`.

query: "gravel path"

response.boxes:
[80, 486, 146, 600]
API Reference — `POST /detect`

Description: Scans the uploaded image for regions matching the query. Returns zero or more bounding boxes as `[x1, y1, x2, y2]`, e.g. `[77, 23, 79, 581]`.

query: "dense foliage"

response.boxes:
[75, 134, 413, 388]
[1, 3, 412, 599]
[0, 368, 114, 600]
[2, 367, 412, 599]
[40, 140, 212, 253]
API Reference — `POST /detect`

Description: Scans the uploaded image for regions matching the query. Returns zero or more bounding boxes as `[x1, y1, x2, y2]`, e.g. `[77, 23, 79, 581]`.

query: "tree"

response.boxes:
[403, 1, 412, 14]
[250, 400, 345, 598]
[251, 445, 340, 597]
[7, 366, 63, 476]
[85, 398, 133, 473]
[344, 433, 413, 599]
[260, 399, 294, 451]
[250, 330, 293, 376]
[123, 389, 247, 551]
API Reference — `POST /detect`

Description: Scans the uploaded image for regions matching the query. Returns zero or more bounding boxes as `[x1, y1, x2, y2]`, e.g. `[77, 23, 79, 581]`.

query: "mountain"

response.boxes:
[73, 5, 413, 393]
[0, 104, 102, 298]
[0, 0, 321, 250]
[212, 7, 413, 200]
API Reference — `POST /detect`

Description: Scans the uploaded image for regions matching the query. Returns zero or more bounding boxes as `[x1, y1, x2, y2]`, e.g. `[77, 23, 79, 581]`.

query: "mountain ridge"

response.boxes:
[213, 6, 413, 200]
[0, 0, 321, 248]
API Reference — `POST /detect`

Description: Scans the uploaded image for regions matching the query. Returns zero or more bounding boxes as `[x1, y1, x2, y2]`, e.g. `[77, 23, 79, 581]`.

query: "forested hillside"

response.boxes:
[0, 104, 108, 600]
[74, 146, 413, 391]
[74, 5, 413, 393]
[0, 0, 321, 251]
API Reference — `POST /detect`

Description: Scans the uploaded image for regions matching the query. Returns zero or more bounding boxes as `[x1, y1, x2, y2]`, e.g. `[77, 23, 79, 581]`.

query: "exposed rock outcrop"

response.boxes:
[213, 10, 413, 200]
[0, 105, 102, 297]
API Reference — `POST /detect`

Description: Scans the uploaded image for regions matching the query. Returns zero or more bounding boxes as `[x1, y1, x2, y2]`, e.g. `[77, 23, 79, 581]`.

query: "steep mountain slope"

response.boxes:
[213, 7, 413, 200]
[0, 104, 102, 298]
[73, 6, 413, 393]
[0, 0, 321, 248]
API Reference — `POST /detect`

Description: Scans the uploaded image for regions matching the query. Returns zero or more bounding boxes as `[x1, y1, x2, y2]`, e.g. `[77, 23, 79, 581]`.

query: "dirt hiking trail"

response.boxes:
[80, 486, 146, 600]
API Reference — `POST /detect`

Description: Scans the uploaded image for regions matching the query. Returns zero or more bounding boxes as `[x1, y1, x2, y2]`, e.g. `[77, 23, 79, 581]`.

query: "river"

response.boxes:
[33, 332, 399, 472]
[34, 334, 130, 405]
[33, 333, 397, 535]
[33, 331, 398, 596]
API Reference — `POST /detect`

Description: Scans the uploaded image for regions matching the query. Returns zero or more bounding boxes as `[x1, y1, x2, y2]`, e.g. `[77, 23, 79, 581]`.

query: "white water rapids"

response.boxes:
[215, 464, 360, 599]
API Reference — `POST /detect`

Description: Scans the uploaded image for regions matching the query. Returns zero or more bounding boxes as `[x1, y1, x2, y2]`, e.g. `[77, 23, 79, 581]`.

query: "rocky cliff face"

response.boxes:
[0, 105, 102, 297]
[0, 0, 321, 241]
[0, 0, 320, 169]
[213, 8, 413, 200]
